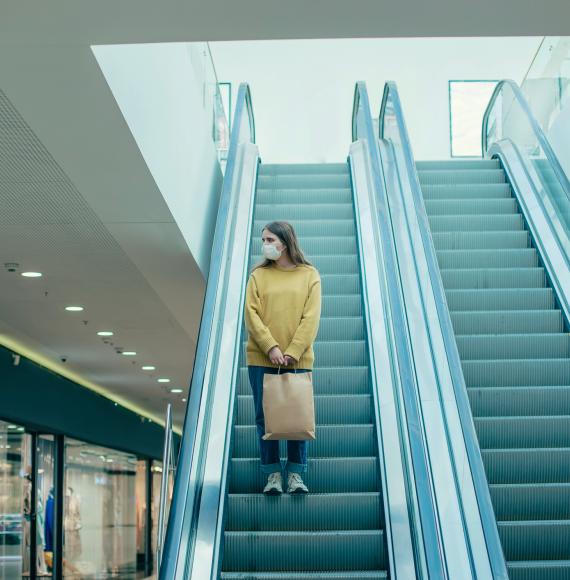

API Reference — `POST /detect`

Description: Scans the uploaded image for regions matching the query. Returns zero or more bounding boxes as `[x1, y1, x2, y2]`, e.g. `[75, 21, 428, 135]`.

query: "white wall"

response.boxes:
[211, 38, 541, 162]
[93, 43, 223, 277]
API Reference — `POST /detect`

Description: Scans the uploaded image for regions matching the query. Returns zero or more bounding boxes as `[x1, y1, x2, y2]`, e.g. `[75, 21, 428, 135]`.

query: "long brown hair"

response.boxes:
[251, 221, 313, 272]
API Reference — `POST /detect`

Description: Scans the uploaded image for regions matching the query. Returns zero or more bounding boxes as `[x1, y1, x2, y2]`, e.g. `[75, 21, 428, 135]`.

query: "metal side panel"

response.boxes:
[489, 140, 570, 329]
[349, 139, 416, 579]
[188, 142, 260, 580]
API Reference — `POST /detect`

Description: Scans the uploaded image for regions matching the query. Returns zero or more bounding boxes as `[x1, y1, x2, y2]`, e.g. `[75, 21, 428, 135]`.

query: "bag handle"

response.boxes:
[277, 358, 299, 374]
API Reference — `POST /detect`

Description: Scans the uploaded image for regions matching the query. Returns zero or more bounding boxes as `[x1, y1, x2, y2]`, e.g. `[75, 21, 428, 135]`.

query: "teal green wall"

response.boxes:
[0, 345, 169, 459]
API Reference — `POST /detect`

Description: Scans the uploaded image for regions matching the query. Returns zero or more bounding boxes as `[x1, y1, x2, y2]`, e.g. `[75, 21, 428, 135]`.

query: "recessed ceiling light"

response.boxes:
[97, 331, 114, 337]
[182, 398, 187, 402]
[157, 378, 170, 383]
[122, 351, 137, 356]
[170, 388, 183, 394]
[65, 306, 84, 312]
[7, 425, 17, 430]
[21, 272, 42, 278]
[142, 365, 156, 371]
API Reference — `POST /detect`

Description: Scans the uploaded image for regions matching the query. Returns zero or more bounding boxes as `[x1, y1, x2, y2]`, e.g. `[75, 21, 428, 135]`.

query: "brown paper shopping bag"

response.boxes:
[262, 368, 316, 440]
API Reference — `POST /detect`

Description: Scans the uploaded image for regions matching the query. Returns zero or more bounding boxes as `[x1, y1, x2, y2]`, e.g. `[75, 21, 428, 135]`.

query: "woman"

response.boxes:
[245, 221, 322, 495]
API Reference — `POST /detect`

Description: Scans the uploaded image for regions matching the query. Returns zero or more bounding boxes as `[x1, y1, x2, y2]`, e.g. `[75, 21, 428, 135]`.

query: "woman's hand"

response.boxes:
[283, 355, 297, 367]
[268, 346, 286, 366]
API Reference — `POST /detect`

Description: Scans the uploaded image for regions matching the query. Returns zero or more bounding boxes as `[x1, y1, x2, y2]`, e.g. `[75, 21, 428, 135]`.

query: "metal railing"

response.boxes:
[159, 83, 257, 580]
[381, 81, 508, 579]
[156, 403, 177, 569]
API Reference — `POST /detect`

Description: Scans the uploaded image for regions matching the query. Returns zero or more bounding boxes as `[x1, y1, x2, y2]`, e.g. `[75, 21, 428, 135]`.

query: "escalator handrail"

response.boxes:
[380, 81, 509, 579]
[159, 83, 255, 580]
[482, 79, 570, 202]
[353, 81, 446, 579]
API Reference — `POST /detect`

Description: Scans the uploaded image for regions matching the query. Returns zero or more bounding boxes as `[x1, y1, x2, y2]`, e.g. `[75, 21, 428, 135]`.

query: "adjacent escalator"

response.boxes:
[417, 158, 570, 578]
[221, 162, 390, 579]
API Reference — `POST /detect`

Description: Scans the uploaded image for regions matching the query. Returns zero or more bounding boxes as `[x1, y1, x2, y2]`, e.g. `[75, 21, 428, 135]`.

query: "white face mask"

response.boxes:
[262, 242, 283, 261]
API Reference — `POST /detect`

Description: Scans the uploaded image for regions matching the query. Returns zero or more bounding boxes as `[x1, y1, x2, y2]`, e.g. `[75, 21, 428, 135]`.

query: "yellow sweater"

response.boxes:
[244, 263, 322, 369]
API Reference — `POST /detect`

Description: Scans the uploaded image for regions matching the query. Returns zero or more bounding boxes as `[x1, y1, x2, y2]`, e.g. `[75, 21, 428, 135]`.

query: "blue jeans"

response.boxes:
[248, 365, 310, 475]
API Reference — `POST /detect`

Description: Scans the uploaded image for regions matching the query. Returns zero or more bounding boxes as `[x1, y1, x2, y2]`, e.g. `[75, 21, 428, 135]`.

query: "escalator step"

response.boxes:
[462, 359, 570, 387]
[236, 366, 370, 396]
[229, 458, 380, 494]
[259, 163, 349, 175]
[468, 386, 570, 417]
[317, 316, 366, 341]
[490, 483, 570, 520]
[222, 530, 387, 572]
[257, 173, 351, 189]
[226, 493, 383, 531]
[428, 213, 523, 232]
[441, 267, 544, 289]
[456, 334, 570, 360]
[256, 188, 352, 205]
[236, 394, 372, 425]
[445, 288, 553, 311]
[421, 183, 510, 199]
[232, 424, 375, 458]
[418, 168, 506, 185]
[416, 159, 500, 171]
[255, 203, 354, 221]
[319, 275, 361, 296]
[424, 197, 517, 215]
[507, 559, 570, 580]
[450, 310, 563, 335]
[475, 416, 570, 449]
[482, 448, 570, 484]
[437, 248, 538, 269]
[221, 572, 388, 579]
[253, 220, 356, 237]
[433, 231, 529, 250]
[497, 520, 570, 561]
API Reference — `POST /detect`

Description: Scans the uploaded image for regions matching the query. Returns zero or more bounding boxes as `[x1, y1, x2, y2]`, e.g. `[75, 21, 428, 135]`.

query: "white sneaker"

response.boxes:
[287, 472, 309, 494]
[263, 472, 283, 495]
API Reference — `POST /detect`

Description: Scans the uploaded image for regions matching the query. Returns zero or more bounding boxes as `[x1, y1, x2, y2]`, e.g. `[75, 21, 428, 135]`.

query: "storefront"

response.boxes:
[0, 419, 169, 579]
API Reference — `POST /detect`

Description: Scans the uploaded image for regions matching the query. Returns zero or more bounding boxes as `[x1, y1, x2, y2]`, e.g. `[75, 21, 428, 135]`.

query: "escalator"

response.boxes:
[418, 158, 570, 577]
[221, 163, 389, 579]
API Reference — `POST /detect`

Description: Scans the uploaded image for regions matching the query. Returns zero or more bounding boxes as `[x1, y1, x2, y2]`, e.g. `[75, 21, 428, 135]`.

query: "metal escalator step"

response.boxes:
[248, 255, 358, 275]
[437, 248, 538, 269]
[498, 520, 570, 561]
[229, 458, 380, 494]
[456, 334, 570, 360]
[255, 204, 354, 221]
[256, 188, 352, 205]
[237, 367, 370, 396]
[468, 386, 570, 417]
[490, 483, 570, 520]
[416, 159, 500, 171]
[240, 340, 367, 368]
[446, 288, 553, 311]
[418, 168, 506, 185]
[507, 559, 570, 580]
[421, 183, 510, 199]
[222, 530, 387, 572]
[462, 359, 570, 387]
[226, 492, 382, 531]
[259, 163, 349, 175]
[433, 231, 529, 250]
[320, 274, 361, 295]
[482, 448, 570, 484]
[250, 237, 357, 256]
[441, 267, 544, 289]
[321, 296, 362, 316]
[232, 424, 375, 458]
[257, 174, 351, 190]
[317, 317, 366, 341]
[236, 394, 372, 425]
[428, 214, 523, 232]
[475, 416, 570, 449]
[424, 198, 517, 215]
[451, 310, 563, 335]
[253, 220, 355, 237]
[221, 572, 388, 579]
